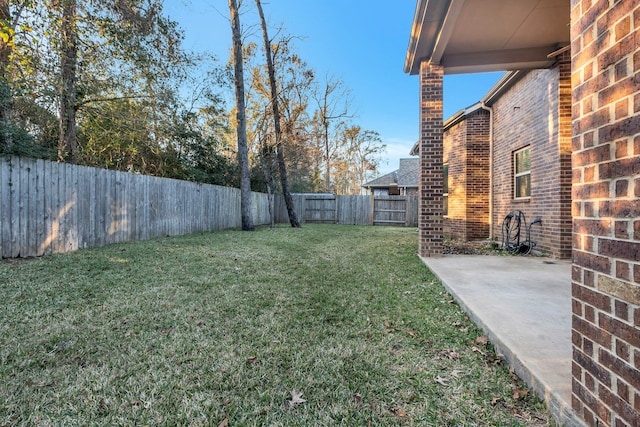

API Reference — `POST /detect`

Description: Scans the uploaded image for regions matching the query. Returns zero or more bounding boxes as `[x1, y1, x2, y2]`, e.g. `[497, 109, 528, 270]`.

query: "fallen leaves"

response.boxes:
[468, 335, 505, 367]
[442, 349, 460, 360]
[450, 369, 464, 378]
[512, 388, 529, 400]
[471, 346, 486, 356]
[451, 320, 469, 333]
[434, 376, 449, 386]
[485, 352, 502, 365]
[475, 335, 489, 346]
[288, 390, 306, 408]
[403, 328, 418, 338]
[471, 335, 489, 356]
[383, 320, 420, 339]
[389, 406, 407, 418]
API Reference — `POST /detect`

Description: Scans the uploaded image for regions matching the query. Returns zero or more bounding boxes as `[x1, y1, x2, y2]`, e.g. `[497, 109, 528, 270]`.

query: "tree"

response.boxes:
[5, 0, 383, 201]
[16, 0, 193, 165]
[56, 0, 78, 161]
[171, 97, 239, 187]
[0, 0, 46, 154]
[312, 76, 352, 192]
[255, 0, 299, 227]
[334, 124, 385, 194]
[0, 2, 62, 157]
[0, 0, 13, 151]
[74, 0, 193, 168]
[228, 0, 254, 231]
[276, 51, 317, 192]
[244, 37, 317, 193]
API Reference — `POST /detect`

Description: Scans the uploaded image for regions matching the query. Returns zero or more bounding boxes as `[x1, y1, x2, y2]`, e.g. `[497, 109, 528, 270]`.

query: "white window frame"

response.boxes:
[513, 146, 531, 200]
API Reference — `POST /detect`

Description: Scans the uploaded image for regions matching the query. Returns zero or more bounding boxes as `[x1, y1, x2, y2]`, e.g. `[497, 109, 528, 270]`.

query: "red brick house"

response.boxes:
[442, 104, 491, 243]
[405, 1, 639, 426]
[443, 60, 573, 259]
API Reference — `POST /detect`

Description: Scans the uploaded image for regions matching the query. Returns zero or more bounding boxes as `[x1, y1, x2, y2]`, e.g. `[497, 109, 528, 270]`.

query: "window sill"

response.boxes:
[513, 197, 531, 203]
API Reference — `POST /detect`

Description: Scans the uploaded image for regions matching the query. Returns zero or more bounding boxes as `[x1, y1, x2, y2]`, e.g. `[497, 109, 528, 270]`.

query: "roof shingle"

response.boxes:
[397, 158, 419, 188]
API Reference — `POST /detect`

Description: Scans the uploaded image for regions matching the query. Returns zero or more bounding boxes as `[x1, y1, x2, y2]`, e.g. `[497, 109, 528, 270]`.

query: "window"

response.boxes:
[443, 163, 449, 215]
[514, 147, 531, 199]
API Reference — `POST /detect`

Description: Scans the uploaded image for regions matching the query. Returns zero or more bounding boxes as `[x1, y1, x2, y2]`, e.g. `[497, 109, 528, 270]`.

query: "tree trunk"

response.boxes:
[323, 122, 330, 192]
[58, 0, 78, 162]
[255, 0, 299, 227]
[0, 0, 13, 151]
[228, 0, 254, 231]
[259, 145, 276, 228]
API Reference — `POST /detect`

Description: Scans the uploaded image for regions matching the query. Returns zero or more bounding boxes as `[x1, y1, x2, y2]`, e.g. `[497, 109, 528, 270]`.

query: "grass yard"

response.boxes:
[0, 225, 553, 426]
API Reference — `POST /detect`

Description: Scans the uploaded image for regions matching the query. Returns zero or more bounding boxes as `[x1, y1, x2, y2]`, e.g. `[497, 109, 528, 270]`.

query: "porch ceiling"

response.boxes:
[405, 0, 570, 75]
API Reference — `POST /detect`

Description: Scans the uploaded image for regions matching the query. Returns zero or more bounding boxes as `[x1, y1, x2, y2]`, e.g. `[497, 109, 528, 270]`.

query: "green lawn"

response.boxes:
[0, 225, 552, 426]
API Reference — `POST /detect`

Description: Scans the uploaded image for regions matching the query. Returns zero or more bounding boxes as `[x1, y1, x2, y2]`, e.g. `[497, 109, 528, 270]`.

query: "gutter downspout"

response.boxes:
[480, 102, 493, 240]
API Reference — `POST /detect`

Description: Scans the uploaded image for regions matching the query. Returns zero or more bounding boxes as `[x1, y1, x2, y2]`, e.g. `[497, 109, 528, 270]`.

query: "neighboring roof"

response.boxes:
[397, 158, 419, 188]
[404, 0, 570, 75]
[363, 158, 419, 189]
[363, 170, 398, 188]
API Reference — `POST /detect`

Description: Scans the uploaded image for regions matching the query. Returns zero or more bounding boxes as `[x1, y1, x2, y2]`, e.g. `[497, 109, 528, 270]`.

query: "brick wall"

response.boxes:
[492, 57, 573, 259]
[443, 120, 466, 238]
[418, 62, 444, 257]
[570, 0, 640, 426]
[465, 111, 491, 239]
[559, 49, 574, 261]
[443, 110, 490, 240]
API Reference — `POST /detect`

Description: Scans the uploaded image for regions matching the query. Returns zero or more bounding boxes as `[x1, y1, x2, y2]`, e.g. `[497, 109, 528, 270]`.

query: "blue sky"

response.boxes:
[165, 0, 504, 174]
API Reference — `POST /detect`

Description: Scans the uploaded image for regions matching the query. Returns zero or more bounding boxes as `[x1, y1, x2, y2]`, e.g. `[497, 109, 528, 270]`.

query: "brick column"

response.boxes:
[418, 61, 444, 257]
[557, 50, 573, 259]
[570, 1, 640, 426]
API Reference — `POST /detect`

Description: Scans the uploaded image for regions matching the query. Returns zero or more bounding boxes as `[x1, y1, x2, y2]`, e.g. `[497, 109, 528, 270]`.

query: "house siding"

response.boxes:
[570, 1, 640, 426]
[443, 110, 490, 240]
[491, 55, 573, 259]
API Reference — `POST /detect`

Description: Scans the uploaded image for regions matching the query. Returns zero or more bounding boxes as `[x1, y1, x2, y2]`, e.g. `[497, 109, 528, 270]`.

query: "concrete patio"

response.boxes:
[421, 255, 585, 427]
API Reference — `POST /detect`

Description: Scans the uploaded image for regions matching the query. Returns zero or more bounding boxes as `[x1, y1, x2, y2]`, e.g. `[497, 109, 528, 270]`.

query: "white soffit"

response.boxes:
[406, 0, 570, 75]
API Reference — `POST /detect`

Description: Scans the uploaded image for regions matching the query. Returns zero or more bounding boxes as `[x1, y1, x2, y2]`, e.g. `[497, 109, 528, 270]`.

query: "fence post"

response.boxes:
[369, 194, 374, 225]
[405, 197, 409, 227]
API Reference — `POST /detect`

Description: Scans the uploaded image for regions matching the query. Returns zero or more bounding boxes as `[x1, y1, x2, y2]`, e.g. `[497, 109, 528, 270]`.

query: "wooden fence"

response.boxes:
[0, 156, 420, 258]
[0, 156, 272, 258]
[373, 195, 419, 226]
[275, 194, 418, 227]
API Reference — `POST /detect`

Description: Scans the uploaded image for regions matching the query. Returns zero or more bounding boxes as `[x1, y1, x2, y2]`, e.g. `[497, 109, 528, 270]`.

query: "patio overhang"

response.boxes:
[404, 0, 570, 75]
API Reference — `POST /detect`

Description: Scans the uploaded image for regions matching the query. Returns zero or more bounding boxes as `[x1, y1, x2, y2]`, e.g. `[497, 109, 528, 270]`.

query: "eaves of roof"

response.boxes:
[362, 170, 398, 188]
[404, 0, 568, 76]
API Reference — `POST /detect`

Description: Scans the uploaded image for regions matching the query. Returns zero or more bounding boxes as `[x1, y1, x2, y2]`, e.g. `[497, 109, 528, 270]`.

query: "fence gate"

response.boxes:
[303, 194, 337, 224]
[275, 194, 417, 227]
[373, 196, 407, 226]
